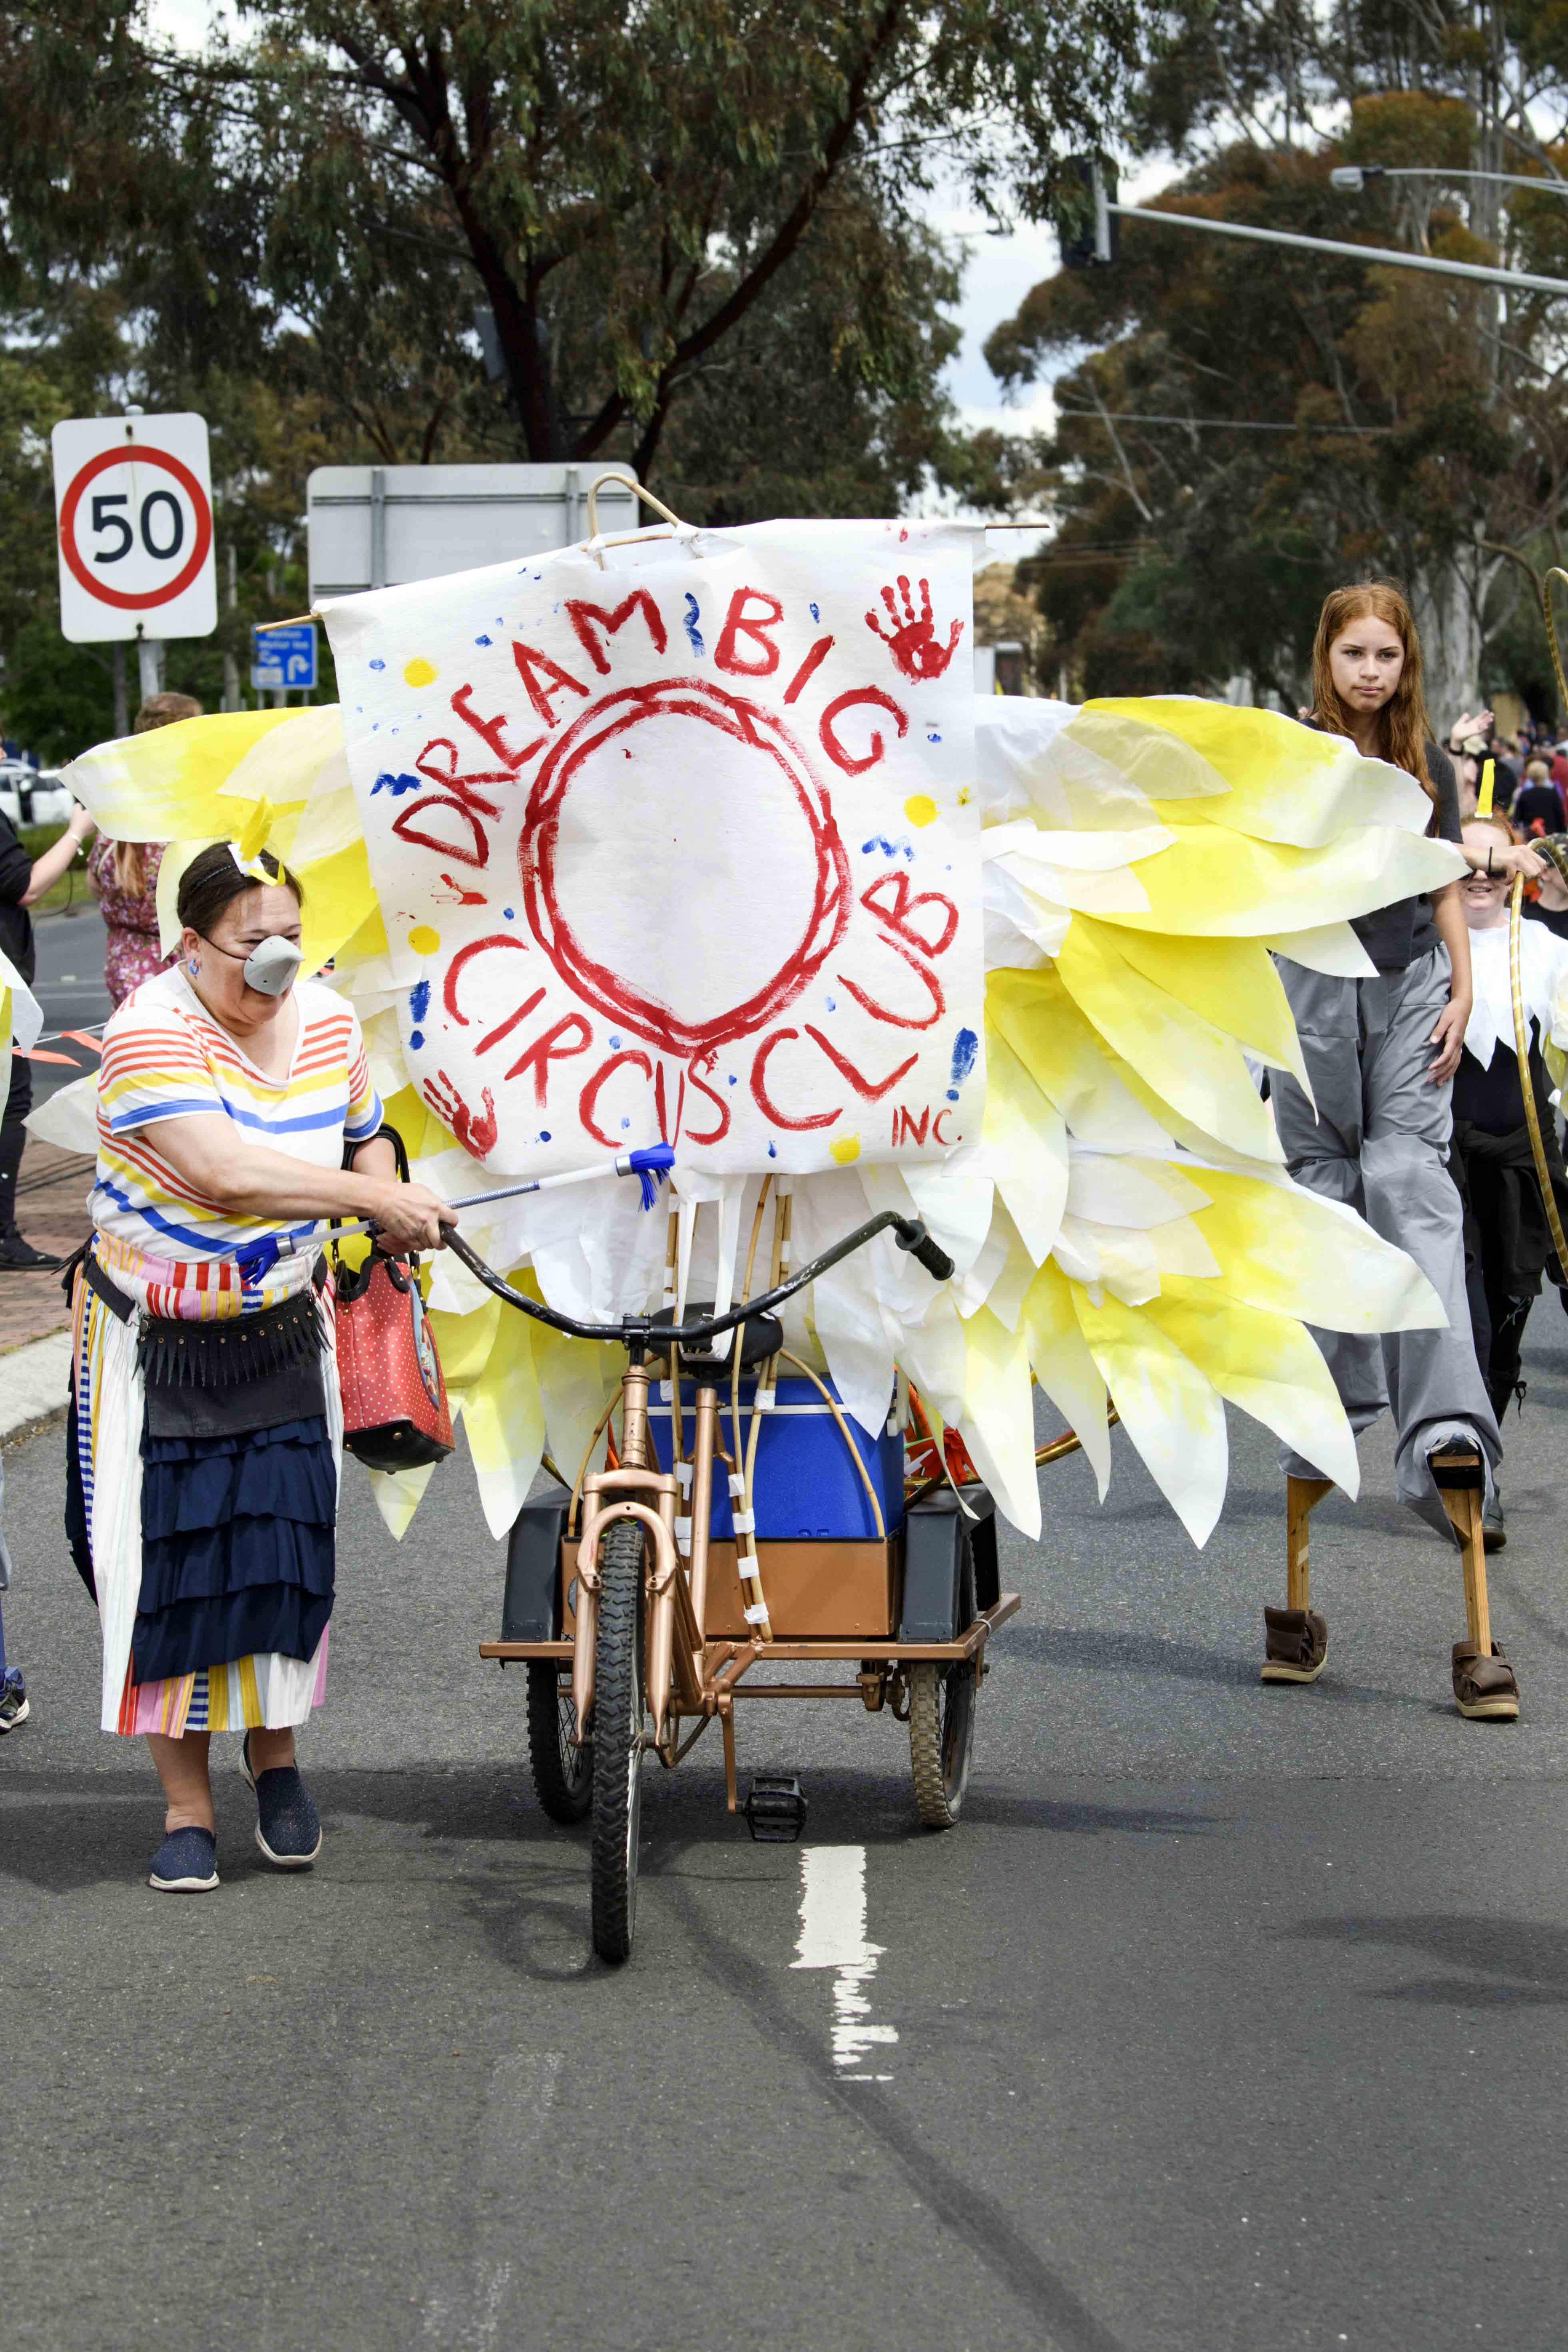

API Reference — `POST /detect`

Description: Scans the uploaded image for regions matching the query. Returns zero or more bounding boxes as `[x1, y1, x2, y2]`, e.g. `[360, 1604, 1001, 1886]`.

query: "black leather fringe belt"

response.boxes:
[77, 1245, 330, 1440]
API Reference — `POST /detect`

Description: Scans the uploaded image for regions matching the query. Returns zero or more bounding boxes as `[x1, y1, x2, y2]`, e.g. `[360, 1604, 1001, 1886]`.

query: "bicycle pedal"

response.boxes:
[742, 1775, 808, 1843]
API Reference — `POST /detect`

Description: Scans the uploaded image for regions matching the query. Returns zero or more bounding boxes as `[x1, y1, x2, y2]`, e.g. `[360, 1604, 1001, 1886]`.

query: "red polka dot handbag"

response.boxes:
[333, 1129, 455, 1473]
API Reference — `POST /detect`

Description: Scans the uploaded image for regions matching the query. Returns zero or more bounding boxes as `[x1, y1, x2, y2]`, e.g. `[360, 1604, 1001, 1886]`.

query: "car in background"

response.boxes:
[0, 763, 75, 829]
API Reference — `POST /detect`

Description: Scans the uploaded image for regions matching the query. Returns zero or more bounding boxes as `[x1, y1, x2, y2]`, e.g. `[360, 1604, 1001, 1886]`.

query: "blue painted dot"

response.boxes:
[620, 1116, 631, 1130]
[410, 1029, 425, 1050]
[825, 995, 836, 1012]
[475, 634, 492, 647]
[409, 979, 431, 1021]
[503, 907, 515, 920]
[809, 602, 820, 622]
[945, 1088, 958, 1101]
[927, 732, 942, 743]
[609, 1034, 621, 1049]
[540, 1130, 550, 1142]
[767, 1140, 778, 1158]
[369, 658, 385, 672]
[727, 1073, 737, 1086]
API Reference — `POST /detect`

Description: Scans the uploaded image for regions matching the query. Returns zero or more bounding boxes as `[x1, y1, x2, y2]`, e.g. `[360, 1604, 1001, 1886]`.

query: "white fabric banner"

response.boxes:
[323, 518, 983, 1175]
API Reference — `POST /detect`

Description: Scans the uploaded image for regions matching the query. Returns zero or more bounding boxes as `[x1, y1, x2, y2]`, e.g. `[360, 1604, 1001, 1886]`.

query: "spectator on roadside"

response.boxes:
[0, 795, 96, 1269]
[86, 692, 201, 1010]
[1512, 755, 1566, 836]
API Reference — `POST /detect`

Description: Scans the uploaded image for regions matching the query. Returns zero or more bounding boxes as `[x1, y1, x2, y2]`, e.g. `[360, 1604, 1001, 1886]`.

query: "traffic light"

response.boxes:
[1056, 156, 1118, 269]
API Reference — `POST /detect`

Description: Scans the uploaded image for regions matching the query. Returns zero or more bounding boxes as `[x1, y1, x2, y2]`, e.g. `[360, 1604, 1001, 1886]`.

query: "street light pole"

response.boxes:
[1104, 201, 1568, 299]
[1330, 163, 1568, 200]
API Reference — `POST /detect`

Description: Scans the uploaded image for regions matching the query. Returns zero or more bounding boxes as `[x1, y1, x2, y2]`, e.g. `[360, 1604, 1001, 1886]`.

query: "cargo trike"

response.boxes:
[448, 1189, 1020, 1961]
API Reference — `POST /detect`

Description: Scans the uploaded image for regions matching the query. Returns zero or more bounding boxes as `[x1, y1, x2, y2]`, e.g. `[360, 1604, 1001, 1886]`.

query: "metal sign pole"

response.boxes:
[136, 634, 163, 700]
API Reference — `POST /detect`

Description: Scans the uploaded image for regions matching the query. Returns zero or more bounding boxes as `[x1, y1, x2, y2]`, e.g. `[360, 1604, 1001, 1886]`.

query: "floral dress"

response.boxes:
[88, 838, 171, 1007]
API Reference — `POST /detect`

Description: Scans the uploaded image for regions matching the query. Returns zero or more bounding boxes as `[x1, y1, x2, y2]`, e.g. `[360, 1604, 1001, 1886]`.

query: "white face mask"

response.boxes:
[197, 931, 304, 997]
[241, 934, 304, 996]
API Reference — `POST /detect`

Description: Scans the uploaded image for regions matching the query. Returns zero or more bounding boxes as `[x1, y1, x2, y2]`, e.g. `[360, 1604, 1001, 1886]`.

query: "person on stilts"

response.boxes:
[1263, 583, 1544, 1721]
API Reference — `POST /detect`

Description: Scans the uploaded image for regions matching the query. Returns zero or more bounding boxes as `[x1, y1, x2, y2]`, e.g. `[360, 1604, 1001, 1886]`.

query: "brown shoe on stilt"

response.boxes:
[1261, 1605, 1328, 1684]
[1452, 1640, 1520, 1722]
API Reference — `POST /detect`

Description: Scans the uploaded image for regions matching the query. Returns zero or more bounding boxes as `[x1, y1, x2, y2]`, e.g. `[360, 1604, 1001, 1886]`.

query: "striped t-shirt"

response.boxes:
[92, 969, 383, 1318]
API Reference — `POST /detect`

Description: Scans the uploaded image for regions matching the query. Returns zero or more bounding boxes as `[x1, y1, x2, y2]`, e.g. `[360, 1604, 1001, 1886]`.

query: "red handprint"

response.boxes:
[434, 872, 488, 907]
[424, 1070, 498, 1157]
[865, 575, 965, 681]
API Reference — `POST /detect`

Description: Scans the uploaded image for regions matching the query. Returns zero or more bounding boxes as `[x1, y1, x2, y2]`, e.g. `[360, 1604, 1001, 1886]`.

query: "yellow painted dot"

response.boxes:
[956, 785, 974, 806]
[830, 1133, 861, 1166]
[904, 793, 938, 828]
[403, 657, 438, 688]
[408, 924, 441, 957]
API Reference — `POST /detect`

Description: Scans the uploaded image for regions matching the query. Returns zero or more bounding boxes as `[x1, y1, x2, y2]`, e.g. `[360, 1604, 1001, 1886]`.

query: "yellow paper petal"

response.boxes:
[365, 1457, 440, 1540]
[64, 709, 303, 840]
[1082, 698, 1435, 846]
[986, 967, 1172, 1154]
[958, 1306, 1040, 1539]
[1191, 1167, 1446, 1333]
[1054, 917, 1282, 1163]
[979, 1027, 1069, 1264]
[1020, 1259, 1110, 1496]
[462, 1298, 548, 1539]
[1141, 1279, 1359, 1495]
[1070, 1282, 1229, 1546]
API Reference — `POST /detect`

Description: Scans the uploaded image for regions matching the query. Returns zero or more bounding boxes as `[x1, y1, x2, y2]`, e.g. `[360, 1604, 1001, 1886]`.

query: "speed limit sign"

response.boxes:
[52, 413, 217, 643]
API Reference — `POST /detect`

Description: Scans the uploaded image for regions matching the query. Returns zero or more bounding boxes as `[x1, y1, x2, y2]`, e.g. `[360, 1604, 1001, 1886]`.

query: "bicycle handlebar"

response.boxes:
[441, 1208, 954, 1348]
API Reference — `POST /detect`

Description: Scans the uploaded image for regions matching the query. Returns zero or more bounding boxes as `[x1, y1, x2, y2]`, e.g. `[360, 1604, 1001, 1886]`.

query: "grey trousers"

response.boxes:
[1271, 949, 1500, 1538]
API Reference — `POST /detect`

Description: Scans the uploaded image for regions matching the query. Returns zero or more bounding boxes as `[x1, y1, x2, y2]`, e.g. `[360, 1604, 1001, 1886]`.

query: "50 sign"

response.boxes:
[52, 415, 217, 644]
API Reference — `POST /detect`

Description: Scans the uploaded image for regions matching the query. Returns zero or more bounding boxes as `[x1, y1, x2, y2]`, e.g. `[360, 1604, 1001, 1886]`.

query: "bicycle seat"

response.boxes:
[651, 1302, 783, 1378]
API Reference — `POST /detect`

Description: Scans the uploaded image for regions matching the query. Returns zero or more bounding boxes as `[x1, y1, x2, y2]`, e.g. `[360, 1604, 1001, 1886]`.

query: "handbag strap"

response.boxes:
[332, 1121, 417, 1300]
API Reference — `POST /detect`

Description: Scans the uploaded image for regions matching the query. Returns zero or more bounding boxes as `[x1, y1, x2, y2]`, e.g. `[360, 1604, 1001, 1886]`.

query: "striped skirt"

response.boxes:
[71, 1272, 341, 1737]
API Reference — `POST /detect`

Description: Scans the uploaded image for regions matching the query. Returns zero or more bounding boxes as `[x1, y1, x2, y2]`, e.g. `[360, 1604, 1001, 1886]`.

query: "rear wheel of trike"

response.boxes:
[589, 1515, 647, 1962]
[908, 1529, 977, 1830]
[526, 1667, 592, 1824]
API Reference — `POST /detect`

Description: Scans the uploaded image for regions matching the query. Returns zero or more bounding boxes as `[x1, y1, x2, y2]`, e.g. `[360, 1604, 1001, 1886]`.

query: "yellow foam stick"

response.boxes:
[1478, 759, 1495, 818]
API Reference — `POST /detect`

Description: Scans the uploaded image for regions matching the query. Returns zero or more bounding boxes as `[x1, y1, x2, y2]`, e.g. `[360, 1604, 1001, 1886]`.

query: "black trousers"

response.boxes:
[0, 1050, 31, 1233]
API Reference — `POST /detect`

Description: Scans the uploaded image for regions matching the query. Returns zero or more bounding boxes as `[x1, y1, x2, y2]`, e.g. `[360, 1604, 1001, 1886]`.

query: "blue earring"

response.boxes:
[189, 958, 199, 975]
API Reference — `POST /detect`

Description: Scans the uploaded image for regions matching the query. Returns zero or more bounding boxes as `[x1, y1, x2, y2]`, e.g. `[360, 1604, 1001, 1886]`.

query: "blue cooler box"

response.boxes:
[648, 1376, 904, 1542]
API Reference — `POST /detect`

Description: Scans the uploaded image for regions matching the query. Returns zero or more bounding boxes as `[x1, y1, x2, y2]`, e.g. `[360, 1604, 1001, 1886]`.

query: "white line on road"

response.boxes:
[792, 1844, 897, 2080]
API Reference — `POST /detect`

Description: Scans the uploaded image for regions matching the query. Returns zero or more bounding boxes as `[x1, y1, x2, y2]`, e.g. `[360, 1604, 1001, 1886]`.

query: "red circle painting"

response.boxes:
[57, 442, 214, 612]
[520, 678, 851, 1060]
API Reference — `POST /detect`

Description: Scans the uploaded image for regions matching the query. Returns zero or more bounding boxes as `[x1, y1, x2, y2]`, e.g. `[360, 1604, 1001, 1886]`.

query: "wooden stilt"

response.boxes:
[1286, 1476, 1333, 1611]
[1438, 1474, 1490, 1655]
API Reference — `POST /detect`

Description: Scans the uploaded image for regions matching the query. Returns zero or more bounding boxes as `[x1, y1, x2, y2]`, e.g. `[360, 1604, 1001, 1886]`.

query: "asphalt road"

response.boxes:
[29, 902, 111, 1101]
[4, 1321, 1568, 2351]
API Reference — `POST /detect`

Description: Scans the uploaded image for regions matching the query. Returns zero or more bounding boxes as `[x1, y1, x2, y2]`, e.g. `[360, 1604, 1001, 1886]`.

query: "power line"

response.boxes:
[1056, 409, 1393, 434]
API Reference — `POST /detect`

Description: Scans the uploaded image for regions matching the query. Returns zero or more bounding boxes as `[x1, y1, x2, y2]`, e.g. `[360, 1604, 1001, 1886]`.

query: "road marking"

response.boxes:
[420, 2050, 562, 2344]
[791, 1844, 897, 2080]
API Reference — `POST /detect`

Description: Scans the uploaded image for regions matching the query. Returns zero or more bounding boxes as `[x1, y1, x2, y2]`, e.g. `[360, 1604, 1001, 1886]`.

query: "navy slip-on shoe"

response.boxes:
[240, 1732, 322, 1869]
[148, 1825, 219, 1892]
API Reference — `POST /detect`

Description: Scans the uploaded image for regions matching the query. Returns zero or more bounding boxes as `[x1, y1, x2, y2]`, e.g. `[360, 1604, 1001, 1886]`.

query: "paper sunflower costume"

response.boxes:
[52, 519, 1466, 1601]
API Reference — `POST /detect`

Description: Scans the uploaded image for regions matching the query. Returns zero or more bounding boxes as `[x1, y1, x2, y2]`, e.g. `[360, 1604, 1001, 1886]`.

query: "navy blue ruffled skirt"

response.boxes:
[131, 1416, 336, 1686]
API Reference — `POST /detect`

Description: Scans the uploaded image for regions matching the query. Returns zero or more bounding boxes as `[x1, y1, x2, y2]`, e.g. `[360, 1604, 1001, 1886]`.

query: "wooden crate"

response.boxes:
[561, 1535, 897, 1640]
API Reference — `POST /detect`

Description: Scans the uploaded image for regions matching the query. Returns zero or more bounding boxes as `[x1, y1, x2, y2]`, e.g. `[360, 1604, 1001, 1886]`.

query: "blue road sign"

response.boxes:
[251, 620, 317, 692]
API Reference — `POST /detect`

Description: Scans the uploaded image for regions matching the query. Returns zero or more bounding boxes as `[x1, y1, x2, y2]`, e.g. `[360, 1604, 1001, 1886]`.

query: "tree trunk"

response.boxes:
[1412, 555, 1482, 730]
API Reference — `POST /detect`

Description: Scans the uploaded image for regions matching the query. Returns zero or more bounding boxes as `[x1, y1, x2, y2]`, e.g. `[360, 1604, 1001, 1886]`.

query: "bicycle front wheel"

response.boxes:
[589, 1515, 647, 1962]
